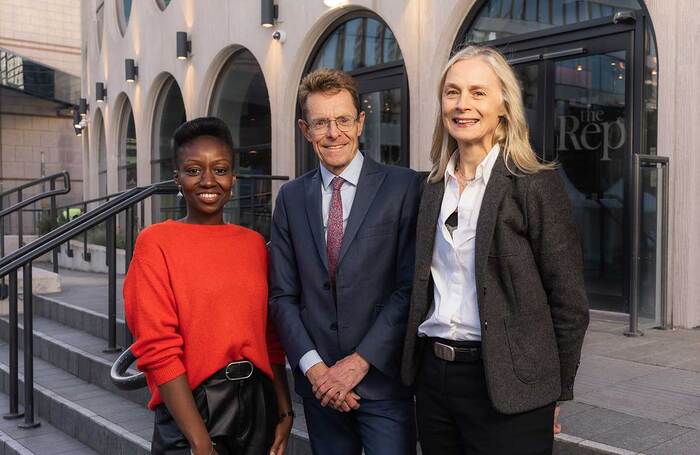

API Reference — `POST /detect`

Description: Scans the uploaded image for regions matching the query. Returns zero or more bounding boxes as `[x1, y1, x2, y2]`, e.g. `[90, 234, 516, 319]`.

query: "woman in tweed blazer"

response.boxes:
[401, 46, 589, 455]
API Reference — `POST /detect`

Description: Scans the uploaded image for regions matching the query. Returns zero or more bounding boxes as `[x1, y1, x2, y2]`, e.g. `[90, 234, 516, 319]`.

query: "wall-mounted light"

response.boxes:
[176, 31, 191, 60]
[323, 0, 349, 7]
[272, 30, 286, 43]
[261, 0, 278, 28]
[125, 58, 138, 82]
[74, 126, 83, 137]
[73, 110, 81, 128]
[96, 82, 107, 102]
[79, 98, 89, 118]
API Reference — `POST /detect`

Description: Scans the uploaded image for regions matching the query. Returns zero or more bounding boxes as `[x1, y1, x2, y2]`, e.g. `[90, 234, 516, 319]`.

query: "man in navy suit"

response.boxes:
[269, 68, 421, 454]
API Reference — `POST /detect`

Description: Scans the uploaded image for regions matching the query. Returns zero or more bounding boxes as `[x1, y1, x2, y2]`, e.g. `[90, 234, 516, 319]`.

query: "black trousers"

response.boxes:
[151, 367, 277, 455]
[415, 344, 555, 455]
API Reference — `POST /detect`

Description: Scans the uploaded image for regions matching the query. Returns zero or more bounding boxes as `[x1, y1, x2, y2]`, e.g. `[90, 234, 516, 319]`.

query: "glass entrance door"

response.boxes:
[510, 33, 633, 313]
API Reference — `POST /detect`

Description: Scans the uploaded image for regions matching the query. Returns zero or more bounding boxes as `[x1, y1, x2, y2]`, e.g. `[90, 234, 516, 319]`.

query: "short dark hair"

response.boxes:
[172, 117, 235, 167]
[298, 68, 360, 120]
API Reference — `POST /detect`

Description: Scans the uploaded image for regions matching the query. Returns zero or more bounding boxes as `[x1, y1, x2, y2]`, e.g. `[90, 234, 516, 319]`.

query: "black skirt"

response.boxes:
[151, 362, 278, 455]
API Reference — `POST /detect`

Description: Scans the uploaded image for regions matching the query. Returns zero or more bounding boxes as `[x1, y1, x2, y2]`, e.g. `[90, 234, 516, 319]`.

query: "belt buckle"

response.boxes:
[225, 360, 254, 381]
[433, 341, 456, 362]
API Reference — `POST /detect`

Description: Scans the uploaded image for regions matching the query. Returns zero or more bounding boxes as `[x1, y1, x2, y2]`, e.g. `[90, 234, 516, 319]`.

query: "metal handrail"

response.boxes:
[1, 174, 289, 423]
[0, 171, 71, 199]
[0, 173, 71, 219]
[0, 171, 71, 299]
[0, 182, 174, 275]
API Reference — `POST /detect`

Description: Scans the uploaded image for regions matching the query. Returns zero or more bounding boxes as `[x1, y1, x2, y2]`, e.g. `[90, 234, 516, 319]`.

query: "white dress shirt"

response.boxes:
[299, 151, 364, 375]
[418, 144, 500, 341]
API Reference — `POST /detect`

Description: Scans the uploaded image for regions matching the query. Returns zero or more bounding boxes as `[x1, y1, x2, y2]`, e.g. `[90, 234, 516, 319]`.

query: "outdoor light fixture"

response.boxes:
[96, 82, 107, 102]
[125, 58, 138, 82]
[73, 110, 81, 128]
[79, 98, 89, 118]
[272, 30, 286, 43]
[176, 31, 191, 60]
[74, 126, 82, 137]
[261, 0, 278, 28]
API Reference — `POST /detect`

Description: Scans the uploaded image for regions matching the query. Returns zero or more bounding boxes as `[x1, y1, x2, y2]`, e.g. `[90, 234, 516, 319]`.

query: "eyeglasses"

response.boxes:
[304, 116, 358, 134]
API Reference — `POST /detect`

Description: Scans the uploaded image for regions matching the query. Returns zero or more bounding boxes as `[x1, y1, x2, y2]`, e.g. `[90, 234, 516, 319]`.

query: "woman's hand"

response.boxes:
[270, 416, 293, 455]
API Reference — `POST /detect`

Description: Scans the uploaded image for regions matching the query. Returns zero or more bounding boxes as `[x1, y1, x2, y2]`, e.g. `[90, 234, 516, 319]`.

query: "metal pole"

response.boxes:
[50, 180, 58, 273]
[17, 189, 23, 248]
[125, 206, 134, 271]
[0, 196, 7, 300]
[625, 155, 643, 337]
[104, 216, 121, 353]
[3, 270, 22, 419]
[82, 202, 91, 261]
[18, 263, 40, 428]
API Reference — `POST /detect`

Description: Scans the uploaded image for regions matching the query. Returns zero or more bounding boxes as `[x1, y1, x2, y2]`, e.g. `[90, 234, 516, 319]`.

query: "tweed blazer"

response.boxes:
[401, 153, 590, 415]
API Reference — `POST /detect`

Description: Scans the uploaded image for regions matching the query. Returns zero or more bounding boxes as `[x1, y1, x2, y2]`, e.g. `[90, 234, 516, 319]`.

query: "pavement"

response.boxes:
[34, 264, 700, 454]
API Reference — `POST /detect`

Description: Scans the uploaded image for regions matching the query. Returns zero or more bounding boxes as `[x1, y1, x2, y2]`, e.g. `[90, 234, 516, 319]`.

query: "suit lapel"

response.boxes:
[415, 180, 444, 281]
[474, 155, 512, 293]
[336, 157, 386, 266]
[303, 170, 328, 272]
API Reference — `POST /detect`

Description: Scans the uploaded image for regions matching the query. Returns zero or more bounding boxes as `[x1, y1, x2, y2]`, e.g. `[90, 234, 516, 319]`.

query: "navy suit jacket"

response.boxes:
[269, 155, 422, 400]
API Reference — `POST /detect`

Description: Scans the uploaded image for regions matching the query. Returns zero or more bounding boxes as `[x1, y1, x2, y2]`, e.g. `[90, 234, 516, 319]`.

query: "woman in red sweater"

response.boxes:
[124, 117, 293, 455]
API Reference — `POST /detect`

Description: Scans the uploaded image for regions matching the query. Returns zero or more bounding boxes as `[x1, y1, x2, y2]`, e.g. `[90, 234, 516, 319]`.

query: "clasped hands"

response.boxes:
[306, 353, 370, 412]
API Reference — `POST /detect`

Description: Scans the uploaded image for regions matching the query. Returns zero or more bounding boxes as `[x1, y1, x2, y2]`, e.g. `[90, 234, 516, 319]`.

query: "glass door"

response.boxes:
[509, 32, 633, 313]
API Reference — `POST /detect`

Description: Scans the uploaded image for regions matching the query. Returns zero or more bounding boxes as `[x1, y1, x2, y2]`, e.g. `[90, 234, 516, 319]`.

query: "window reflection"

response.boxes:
[210, 49, 272, 237]
[151, 77, 186, 222]
[311, 17, 403, 71]
[466, 0, 644, 43]
[118, 101, 137, 191]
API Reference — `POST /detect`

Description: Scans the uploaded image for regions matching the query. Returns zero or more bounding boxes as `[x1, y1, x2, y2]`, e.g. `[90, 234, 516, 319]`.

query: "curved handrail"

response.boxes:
[0, 172, 71, 219]
[110, 347, 146, 390]
[0, 171, 71, 200]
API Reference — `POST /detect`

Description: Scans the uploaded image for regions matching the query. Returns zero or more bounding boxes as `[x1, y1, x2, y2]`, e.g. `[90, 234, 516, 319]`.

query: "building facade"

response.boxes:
[80, 0, 700, 328]
[0, 0, 83, 235]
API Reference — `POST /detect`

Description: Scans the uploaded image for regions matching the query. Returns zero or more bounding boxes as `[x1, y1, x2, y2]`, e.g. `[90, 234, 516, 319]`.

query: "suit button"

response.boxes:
[323, 282, 330, 290]
[330, 322, 338, 331]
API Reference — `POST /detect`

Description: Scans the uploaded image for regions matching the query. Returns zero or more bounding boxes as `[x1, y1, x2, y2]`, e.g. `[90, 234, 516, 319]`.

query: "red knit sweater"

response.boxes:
[123, 220, 284, 409]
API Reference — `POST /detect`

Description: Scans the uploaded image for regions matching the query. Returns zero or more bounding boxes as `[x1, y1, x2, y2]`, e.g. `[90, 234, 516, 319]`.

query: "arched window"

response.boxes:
[457, 0, 660, 319]
[95, 110, 107, 197]
[298, 12, 408, 174]
[209, 49, 272, 236]
[116, 0, 132, 36]
[118, 99, 137, 191]
[151, 77, 186, 221]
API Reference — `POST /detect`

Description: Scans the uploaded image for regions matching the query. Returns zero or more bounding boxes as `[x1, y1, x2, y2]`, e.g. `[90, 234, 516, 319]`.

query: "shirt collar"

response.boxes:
[320, 151, 364, 190]
[444, 143, 501, 187]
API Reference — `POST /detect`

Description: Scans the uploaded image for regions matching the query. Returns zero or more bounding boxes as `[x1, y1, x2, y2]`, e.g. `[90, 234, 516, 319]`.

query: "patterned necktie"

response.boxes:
[327, 176, 345, 280]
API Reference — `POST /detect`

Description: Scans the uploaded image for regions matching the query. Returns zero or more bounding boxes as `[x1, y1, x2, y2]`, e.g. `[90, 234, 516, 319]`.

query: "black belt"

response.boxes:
[210, 360, 256, 381]
[430, 338, 481, 362]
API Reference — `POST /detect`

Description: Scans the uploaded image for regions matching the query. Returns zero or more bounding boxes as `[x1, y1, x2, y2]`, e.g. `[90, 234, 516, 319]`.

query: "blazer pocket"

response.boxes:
[504, 307, 559, 384]
[357, 221, 394, 239]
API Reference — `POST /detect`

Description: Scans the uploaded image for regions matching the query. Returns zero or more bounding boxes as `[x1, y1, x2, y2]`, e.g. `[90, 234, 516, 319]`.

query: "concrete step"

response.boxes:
[0, 338, 311, 454]
[0, 391, 98, 454]
[0, 341, 151, 455]
[0, 315, 149, 407]
[32, 294, 131, 348]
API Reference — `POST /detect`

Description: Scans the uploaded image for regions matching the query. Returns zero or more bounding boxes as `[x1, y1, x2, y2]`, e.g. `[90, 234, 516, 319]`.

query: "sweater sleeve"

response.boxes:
[257, 235, 285, 366]
[123, 234, 185, 386]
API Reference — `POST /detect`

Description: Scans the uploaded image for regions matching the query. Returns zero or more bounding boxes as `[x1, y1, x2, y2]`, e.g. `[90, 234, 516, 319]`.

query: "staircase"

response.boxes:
[0, 272, 311, 454]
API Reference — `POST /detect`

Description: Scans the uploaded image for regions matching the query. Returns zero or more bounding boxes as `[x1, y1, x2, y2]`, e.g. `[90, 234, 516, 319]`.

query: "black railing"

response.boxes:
[0, 175, 289, 424]
[0, 172, 71, 301]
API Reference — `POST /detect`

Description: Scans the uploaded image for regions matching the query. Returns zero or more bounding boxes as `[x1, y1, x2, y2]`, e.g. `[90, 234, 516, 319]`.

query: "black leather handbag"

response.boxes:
[151, 360, 278, 455]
